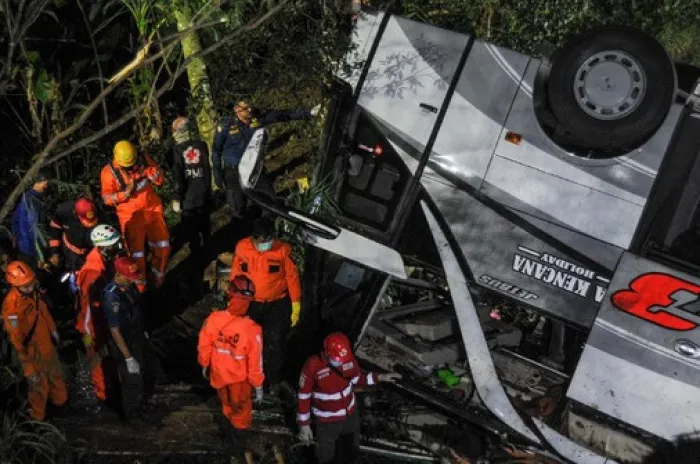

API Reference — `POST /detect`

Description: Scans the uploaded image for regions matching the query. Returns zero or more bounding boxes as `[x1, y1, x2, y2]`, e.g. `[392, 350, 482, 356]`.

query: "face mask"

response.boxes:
[255, 240, 273, 252]
[329, 359, 343, 367]
[18, 282, 36, 295]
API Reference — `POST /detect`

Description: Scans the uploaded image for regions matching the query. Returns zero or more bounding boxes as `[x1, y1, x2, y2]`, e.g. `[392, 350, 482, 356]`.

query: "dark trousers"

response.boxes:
[224, 166, 246, 218]
[173, 206, 211, 255]
[223, 165, 276, 218]
[316, 410, 361, 464]
[109, 330, 151, 420]
[247, 297, 291, 387]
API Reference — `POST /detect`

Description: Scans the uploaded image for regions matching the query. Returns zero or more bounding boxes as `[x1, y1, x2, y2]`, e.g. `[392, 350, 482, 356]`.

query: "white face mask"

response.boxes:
[329, 359, 343, 367]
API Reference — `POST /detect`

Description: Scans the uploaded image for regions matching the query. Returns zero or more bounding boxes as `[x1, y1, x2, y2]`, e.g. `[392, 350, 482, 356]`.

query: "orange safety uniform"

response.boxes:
[100, 154, 169, 287]
[76, 247, 112, 401]
[197, 298, 264, 429]
[1, 288, 67, 420]
[229, 238, 301, 303]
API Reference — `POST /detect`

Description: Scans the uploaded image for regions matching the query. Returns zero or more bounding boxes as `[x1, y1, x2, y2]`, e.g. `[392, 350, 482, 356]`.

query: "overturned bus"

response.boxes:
[238, 7, 700, 464]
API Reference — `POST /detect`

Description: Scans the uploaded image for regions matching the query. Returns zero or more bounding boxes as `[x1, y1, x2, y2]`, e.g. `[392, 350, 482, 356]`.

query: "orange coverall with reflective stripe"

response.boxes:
[197, 300, 264, 429]
[229, 238, 301, 303]
[100, 155, 169, 286]
[1, 288, 67, 420]
[76, 247, 111, 401]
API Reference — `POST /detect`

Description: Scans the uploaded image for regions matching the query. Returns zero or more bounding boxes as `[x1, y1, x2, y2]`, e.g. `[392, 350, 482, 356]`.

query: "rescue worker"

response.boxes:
[101, 256, 150, 423]
[297, 332, 401, 463]
[229, 217, 301, 394]
[11, 168, 52, 271]
[213, 99, 321, 218]
[100, 140, 170, 290]
[1, 261, 67, 420]
[170, 116, 211, 256]
[77, 224, 123, 402]
[48, 196, 100, 290]
[198, 275, 264, 462]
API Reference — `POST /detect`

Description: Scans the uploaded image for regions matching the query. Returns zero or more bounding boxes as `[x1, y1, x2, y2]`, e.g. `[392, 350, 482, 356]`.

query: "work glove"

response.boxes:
[310, 104, 321, 117]
[82, 333, 93, 347]
[144, 166, 161, 183]
[291, 301, 301, 327]
[378, 372, 402, 383]
[125, 357, 141, 375]
[51, 330, 60, 345]
[254, 387, 264, 405]
[172, 200, 181, 213]
[49, 254, 61, 268]
[298, 424, 314, 443]
[202, 366, 209, 381]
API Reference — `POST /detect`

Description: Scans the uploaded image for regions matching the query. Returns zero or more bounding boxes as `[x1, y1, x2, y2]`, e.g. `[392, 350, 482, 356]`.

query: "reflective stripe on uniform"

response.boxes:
[135, 179, 149, 191]
[367, 372, 375, 385]
[298, 392, 311, 400]
[350, 375, 360, 385]
[297, 412, 311, 422]
[215, 347, 246, 360]
[63, 233, 87, 255]
[131, 251, 145, 259]
[312, 396, 356, 418]
[148, 240, 170, 249]
[312, 384, 352, 401]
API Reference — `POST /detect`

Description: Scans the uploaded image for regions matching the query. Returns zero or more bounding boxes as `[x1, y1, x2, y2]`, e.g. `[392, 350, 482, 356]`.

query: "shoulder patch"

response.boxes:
[8, 316, 18, 328]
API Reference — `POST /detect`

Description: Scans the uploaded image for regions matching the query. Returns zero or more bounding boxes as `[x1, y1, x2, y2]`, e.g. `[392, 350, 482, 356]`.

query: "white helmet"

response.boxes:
[91, 224, 121, 247]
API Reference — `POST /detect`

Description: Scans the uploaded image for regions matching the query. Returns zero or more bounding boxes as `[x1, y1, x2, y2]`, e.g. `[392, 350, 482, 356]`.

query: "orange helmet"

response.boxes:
[6, 261, 36, 287]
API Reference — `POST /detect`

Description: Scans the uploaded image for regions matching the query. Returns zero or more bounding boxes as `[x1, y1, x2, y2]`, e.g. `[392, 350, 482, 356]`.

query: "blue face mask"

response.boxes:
[329, 359, 343, 367]
[255, 240, 273, 252]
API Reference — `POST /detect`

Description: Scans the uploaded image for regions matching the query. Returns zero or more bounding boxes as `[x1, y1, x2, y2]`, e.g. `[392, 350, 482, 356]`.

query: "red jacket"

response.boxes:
[229, 237, 301, 303]
[197, 310, 264, 390]
[297, 353, 376, 426]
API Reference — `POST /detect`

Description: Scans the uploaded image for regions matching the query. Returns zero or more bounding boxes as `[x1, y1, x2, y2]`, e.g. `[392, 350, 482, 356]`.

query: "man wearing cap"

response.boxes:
[11, 168, 52, 271]
[229, 217, 301, 395]
[170, 116, 212, 258]
[101, 256, 151, 423]
[100, 140, 169, 290]
[48, 196, 101, 286]
[213, 99, 321, 218]
[198, 275, 264, 462]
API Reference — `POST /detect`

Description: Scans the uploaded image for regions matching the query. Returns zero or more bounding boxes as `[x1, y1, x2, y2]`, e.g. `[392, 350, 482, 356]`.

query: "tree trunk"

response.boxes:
[173, 6, 217, 150]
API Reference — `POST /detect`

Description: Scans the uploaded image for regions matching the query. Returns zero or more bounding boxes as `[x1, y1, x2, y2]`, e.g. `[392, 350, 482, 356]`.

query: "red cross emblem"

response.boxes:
[184, 147, 201, 165]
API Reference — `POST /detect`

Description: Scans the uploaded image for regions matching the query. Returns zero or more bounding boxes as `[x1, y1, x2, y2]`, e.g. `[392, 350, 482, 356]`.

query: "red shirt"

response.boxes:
[297, 353, 376, 425]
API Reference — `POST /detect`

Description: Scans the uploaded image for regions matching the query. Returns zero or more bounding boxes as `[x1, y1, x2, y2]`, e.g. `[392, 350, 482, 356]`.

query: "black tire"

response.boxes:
[547, 25, 676, 151]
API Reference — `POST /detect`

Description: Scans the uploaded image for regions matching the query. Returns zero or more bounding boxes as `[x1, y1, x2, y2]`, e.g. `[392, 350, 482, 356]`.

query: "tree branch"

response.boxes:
[0, 0, 290, 224]
[75, 0, 108, 126]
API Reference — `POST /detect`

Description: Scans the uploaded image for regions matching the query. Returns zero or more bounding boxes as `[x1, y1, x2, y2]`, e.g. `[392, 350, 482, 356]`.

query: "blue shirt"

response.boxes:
[212, 108, 311, 181]
[101, 281, 143, 336]
[11, 189, 46, 258]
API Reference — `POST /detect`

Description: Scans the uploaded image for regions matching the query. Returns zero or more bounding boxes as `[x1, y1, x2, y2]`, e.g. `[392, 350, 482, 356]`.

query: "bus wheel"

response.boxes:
[547, 26, 676, 151]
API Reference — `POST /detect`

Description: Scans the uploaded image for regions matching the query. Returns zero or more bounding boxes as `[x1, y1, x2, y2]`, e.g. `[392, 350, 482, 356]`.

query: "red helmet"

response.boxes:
[323, 332, 353, 364]
[228, 275, 255, 300]
[6, 261, 36, 287]
[74, 197, 98, 227]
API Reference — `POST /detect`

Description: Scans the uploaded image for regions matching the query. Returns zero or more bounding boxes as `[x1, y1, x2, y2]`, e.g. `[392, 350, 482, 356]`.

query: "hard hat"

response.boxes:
[90, 224, 121, 247]
[74, 197, 98, 227]
[113, 141, 137, 168]
[172, 116, 189, 133]
[6, 261, 36, 287]
[113, 256, 142, 282]
[323, 332, 353, 364]
[228, 274, 256, 300]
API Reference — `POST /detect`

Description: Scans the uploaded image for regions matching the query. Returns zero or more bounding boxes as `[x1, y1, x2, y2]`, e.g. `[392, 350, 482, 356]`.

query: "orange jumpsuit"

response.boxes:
[197, 299, 264, 429]
[100, 155, 169, 288]
[1, 288, 67, 420]
[229, 238, 301, 304]
[76, 248, 112, 401]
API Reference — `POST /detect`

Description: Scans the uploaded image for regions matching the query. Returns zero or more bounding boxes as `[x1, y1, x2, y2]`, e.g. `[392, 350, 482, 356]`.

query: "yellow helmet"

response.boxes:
[113, 141, 137, 168]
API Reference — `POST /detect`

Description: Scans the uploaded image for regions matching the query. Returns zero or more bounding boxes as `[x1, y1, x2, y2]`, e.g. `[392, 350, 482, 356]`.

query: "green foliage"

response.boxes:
[397, 0, 700, 65]
[0, 411, 78, 464]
